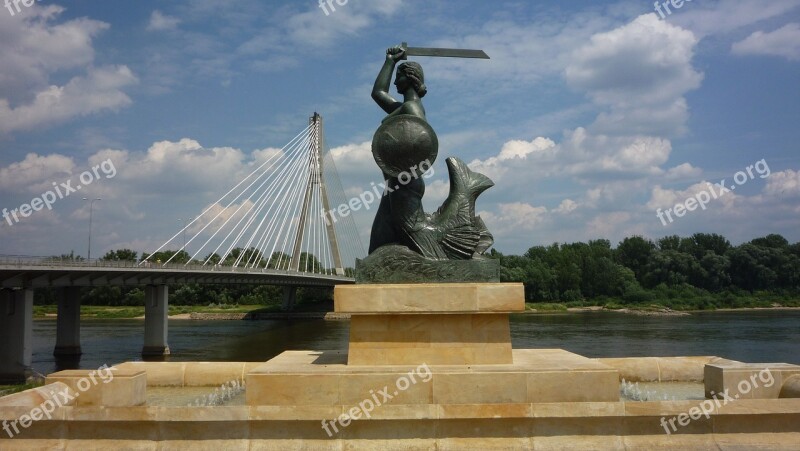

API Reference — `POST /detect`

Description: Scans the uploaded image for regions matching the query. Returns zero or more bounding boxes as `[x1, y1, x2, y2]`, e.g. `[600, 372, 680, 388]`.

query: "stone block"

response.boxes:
[705, 361, 800, 399]
[184, 362, 246, 387]
[0, 382, 76, 409]
[46, 367, 145, 407]
[115, 361, 186, 387]
[334, 283, 524, 313]
[246, 349, 619, 407]
[348, 313, 513, 365]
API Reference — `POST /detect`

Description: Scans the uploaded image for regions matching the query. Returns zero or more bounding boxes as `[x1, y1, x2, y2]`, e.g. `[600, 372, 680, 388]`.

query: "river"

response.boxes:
[30, 310, 799, 375]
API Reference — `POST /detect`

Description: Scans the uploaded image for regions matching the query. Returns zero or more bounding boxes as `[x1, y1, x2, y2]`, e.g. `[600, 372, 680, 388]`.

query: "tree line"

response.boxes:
[37, 233, 799, 310]
[35, 248, 345, 308]
[488, 233, 800, 309]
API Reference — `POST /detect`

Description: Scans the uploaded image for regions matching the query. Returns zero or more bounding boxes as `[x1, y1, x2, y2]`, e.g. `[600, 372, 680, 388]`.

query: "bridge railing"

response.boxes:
[0, 255, 351, 278]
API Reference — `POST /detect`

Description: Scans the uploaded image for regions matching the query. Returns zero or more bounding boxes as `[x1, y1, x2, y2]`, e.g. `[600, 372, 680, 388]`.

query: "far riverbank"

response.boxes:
[31, 302, 800, 320]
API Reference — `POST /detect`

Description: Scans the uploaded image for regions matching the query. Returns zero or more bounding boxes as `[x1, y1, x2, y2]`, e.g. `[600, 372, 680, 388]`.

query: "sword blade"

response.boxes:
[406, 47, 490, 59]
[400, 42, 490, 60]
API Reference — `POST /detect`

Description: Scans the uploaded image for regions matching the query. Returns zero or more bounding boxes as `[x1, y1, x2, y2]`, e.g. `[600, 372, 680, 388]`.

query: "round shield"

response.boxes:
[372, 114, 438, 178]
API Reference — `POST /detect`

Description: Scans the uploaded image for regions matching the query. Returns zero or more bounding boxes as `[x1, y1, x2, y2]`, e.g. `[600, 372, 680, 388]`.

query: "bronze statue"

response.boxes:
[367, 44, 495, 262]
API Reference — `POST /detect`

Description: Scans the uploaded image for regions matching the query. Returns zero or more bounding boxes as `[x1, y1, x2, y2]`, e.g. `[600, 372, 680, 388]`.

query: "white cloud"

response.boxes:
[0, 66, 137, 134]
[566, 14, 703, 137]
[554, 199, 578, 214]
[419, 6, 631, 87]
[670, 0, 800, 38]
[469, 127, 674, 187]
[647, 182, 739, 212]
[732, 23, 800, 61]
[763, 169, 800, 198]
[147, 10, 181, 31]
[0, 6, 136, 135]
[0, 5, 108, 101]
[480, 202, 548, 235]
[329, 141, 374, 177]
[236, 1, 405, 71]
[0, 153, 75, 192]
[587, 211, 633, 239]
[469, 137, 556, 180]
[665, 162, 703, 180]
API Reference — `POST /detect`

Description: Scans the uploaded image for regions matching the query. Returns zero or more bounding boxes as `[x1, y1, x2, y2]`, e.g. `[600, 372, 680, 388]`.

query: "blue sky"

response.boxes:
[0, 0, 799, 261]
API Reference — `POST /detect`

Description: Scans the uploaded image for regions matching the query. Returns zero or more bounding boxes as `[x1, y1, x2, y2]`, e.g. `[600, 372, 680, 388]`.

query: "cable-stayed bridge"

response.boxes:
[0, 114, 365, 382]
[141, 112, 363, 275]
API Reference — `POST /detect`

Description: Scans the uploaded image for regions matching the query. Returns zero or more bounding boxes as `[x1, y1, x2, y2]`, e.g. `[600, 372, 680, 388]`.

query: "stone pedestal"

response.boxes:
[247, 283, 621, 408]
[337, 283, 524, 365]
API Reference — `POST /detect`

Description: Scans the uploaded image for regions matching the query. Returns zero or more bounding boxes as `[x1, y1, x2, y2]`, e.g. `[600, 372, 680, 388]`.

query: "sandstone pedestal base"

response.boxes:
[348, 313, 513, 365]
[246, 348, 620, 406]
[336, 283, 524, 366]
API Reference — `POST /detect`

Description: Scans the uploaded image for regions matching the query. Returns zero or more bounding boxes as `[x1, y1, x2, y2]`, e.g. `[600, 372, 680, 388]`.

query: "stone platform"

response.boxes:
[246, 348, 620, 406]
[247, 283, 619, 406]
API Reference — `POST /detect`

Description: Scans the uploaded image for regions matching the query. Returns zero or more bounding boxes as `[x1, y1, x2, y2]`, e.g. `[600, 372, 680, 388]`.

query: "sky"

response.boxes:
[0, 0, 799, 262]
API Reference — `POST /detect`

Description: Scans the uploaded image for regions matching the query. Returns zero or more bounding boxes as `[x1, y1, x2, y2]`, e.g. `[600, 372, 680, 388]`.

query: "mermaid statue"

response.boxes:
[362, 44, 495, 278]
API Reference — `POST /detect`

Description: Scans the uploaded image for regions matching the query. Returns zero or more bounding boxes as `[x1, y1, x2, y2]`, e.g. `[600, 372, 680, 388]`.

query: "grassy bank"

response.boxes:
[33, 300, 336, 319]
[0, 381, 44, 398]
[33, 304, 269, 319]
[525, 291, 800, 313]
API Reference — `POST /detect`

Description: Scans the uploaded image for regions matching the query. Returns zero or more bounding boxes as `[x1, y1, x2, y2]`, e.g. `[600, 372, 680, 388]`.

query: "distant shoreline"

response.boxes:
[524, 305, 800, 316]
[33, 305, 800, 321]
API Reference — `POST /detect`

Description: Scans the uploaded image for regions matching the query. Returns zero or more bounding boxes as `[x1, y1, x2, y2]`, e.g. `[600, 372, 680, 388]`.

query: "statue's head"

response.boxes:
[395, 62, 427, 98]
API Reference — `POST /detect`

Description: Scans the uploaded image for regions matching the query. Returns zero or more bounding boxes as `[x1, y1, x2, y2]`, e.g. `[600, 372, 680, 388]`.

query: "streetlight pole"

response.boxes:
[82, 198, 101, 260]
[179, 218, 186, 250]
[179, 217, 197, 260]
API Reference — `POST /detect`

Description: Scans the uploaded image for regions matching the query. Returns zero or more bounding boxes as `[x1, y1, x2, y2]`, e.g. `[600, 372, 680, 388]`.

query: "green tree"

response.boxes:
[698, 252, 731, 291]
[47, 251, 84, 263]
[750, 234, 790, 249]
[642, 249, 705, 288]
[690, 233, 731, 258]
[727, 244, 779, 291]
[657, 235, 682, 251]
[101, 249, 138, 261]
[615, 236, 655, 282]
[141, 250, 191, 264]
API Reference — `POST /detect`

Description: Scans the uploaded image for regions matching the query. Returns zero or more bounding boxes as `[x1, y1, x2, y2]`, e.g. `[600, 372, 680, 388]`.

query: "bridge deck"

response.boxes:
[0, 258, 353, 288]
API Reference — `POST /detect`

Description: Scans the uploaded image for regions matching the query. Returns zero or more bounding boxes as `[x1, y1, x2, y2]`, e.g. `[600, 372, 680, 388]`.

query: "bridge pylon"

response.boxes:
[289, 113, 345, 275]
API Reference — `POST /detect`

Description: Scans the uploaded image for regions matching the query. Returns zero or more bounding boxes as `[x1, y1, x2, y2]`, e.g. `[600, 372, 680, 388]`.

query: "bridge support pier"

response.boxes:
[142, 285, 170, 357]
[282, 286, 297, 311]
[54, 287, 82, 357]
[0, 288, 33, 383]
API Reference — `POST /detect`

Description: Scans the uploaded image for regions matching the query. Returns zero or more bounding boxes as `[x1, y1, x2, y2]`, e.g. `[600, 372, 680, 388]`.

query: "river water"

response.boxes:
[30, 310, 799, 375]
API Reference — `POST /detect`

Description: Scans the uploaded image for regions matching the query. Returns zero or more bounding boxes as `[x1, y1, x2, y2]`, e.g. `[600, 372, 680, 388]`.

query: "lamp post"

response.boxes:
[82, 198, 101, 260]
[178, 217, 196, 261]
[178, 218, 187, 250]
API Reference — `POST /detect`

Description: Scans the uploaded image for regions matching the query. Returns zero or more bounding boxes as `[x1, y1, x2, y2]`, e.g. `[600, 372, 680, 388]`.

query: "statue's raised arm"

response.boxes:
[371, 44, 426, 121]
[371, 46, 404, 114]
